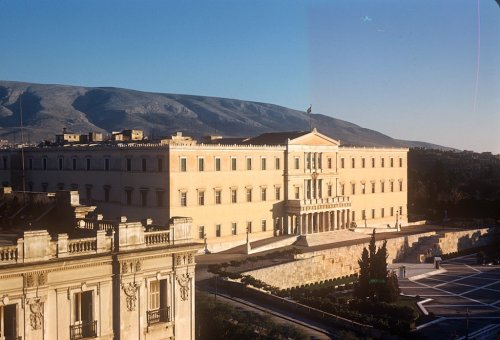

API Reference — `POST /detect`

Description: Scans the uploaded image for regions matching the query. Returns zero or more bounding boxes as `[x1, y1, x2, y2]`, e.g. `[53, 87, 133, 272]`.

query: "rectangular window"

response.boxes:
[351, 183, 355, 195]
[261, 158, 266, 170]
[275, 157, 280, 170]
[180, 192, 187, 206]
[390, 182, 394, 192]
[247, 221, 252, 233]
[371, 209, 375, 219]
[215, 157, 221, 171]
[231, 189, 237, 203]
[126, 190, 132, 205]
[328, 158, 332, 169]
[157, 158, 163, 172]
[72, 158, 77, 170]
[231, 157, 237, 171]
[372, 158, 375, 167]
[59, 157, 63, 170]
[275, 187, 281, 200]
[361, 183, 366, 194]
[294, 187, 300, 199]
[105, 158, 110, 171]
[198, 226, 205, 239]
[390, 207, 394, 216]
[399, 206, 403, 215]
[351, 158, 355, 168]
[261, 220, 267, 232]
[142, 158, 147, 172]
[341, 158, 345, 168]
[43, 158, 47, 170]
[371, 182, 375, 194]
[0, 304, 18, 339]
[198, 191, 205, 206]
[141, 190, 148, 207]
[215, 224, 221, 237]
[198, 158, 204, 171]
[381, 182, 385, 193]
[104, 187, 110, 202]
[306, 153, 311, 170]
[381, 208, 385, 218]
[306, 180, 311, 199]
[362, 158, 365, 168]
[156, 191, 164, 207]
[390, 158, 394, 167]
[362, 210, 366, 220]
[86, 158, 91, 171]
[126, 158, 132, 171]
[352, 211, 355, 221]
[318, 154, 322, 169]
[399, 181, 403, 191]
[149, 281, 160, 310]
[148, 279, 169, 324]
[399, 158, 403, 167]
[261, 187, 267, 201]
[180, 157, 187, 172]
[246, 188, 252, 202]
[231, 223, 237, 235]
[246, 157, 252, 170]
[341, 184, 345, 196]
[381, 158, 385, 167]
[215, 190, 221, 204]
[74, 291, 93, 325]
[327, 184, 332, 196]
[294, 157, 300, 170]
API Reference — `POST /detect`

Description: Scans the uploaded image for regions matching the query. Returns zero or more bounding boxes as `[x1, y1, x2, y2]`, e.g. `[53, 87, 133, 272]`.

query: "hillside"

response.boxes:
[0, 80, 450, 149]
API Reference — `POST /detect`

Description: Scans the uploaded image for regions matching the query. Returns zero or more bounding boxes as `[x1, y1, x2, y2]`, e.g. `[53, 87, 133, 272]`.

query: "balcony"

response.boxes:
[286, 196, 351, 213]
[147, 307, 171, 325]
[70, 320, 97, 339]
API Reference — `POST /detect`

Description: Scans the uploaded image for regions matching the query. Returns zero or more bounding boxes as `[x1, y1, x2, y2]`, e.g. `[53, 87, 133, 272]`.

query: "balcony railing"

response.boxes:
[145, 230, 170, 246]
[147, 307, 171, 325]
[70, 320, 97, 339]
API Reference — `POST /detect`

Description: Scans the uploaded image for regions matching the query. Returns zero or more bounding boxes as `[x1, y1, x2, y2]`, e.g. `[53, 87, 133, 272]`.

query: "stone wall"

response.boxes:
[242, 228, 496, 289]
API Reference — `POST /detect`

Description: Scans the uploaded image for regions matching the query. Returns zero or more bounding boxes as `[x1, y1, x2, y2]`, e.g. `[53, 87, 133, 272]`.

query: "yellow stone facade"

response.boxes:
[0, 129, 408, 252]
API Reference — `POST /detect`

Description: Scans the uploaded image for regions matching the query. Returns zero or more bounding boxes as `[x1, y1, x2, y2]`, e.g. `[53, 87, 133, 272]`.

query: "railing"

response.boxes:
[68, 238, 97, 254]
[77, 218, 116, 232]
[70, 320, 97, 339]
[288, 196, 351, 207]
[147, 307, 171, 325]
[0, 245, 18, 263]
[145, 230, 170, 246]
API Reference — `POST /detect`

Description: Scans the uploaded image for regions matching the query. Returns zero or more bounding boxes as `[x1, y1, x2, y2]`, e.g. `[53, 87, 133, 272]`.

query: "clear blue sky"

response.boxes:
[0, 0, 499, 153]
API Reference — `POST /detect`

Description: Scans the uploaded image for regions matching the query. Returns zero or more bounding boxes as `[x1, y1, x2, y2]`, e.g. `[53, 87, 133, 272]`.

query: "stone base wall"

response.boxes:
[242, 228, 496, 289]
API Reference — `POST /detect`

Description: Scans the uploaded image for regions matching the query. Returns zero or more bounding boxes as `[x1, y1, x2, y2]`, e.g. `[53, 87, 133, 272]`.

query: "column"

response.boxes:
[331, 211, 335, 231]
[336, 210, 340, 230]
[341, 210, 346, 229]
[346, 209, 351, 229]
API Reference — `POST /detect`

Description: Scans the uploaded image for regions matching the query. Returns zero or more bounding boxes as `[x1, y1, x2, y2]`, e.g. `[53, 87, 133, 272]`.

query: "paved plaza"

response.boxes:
[399, 254, 500, 339]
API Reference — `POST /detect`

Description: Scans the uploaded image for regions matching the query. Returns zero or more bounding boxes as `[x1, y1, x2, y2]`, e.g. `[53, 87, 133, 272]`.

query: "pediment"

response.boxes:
[288, 129, 340, 146]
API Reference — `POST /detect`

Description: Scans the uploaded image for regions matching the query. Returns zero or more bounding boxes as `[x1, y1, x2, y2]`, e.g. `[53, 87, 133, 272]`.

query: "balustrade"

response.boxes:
[68, 238, 97, 253]
[0, 245, 18, 262]
[145, 230, 170, 246]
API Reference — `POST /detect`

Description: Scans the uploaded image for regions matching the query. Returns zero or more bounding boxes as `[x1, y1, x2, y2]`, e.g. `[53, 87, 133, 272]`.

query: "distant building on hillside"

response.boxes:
[0, 128, 408, 252]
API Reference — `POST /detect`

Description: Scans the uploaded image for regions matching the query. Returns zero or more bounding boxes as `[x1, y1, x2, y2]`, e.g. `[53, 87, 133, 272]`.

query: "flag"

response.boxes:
[306, 105, 312, 114]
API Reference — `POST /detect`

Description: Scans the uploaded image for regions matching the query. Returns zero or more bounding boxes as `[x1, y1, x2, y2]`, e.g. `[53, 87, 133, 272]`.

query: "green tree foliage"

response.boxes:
[354, 230, 400, 302]
[408, 148, 500, 219]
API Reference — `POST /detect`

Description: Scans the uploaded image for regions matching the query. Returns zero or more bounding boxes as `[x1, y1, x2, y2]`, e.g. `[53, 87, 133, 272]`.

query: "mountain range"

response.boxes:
[0, 80, 450, 149]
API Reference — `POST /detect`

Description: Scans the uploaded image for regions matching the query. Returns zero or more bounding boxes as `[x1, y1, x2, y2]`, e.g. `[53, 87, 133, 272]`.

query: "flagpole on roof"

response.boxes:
[307, 105, 312, 131]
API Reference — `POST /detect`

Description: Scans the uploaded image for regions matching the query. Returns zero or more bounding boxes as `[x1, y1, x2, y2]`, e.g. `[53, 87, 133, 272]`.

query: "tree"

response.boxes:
[354, 230, 400, 303]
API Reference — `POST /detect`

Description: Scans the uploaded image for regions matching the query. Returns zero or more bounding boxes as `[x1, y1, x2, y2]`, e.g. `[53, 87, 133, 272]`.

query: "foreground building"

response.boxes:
[0, 190, 200, 340]
[0, 129, 408, 252]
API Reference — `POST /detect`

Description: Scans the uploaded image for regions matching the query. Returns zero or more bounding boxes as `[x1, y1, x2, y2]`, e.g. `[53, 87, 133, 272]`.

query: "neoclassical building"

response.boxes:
[0, 189, 200, 340]
[0, 129, 408, 252]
